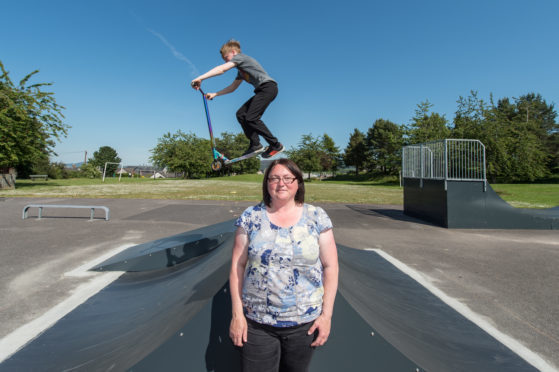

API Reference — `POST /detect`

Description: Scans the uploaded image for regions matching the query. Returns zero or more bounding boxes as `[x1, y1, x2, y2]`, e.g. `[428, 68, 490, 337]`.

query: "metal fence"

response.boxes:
[402, 139, 486, 185]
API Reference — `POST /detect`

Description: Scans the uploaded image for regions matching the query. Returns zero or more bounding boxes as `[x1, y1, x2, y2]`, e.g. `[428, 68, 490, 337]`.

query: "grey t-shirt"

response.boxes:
[231, 53, 276, 88]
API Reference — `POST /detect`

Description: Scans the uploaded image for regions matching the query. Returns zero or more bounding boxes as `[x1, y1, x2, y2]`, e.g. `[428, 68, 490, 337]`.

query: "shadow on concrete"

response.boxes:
[346, 204, 437, 226]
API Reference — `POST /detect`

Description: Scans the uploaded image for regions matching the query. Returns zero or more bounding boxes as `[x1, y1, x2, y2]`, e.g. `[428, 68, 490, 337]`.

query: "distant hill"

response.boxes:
[63, 162, 84, 169]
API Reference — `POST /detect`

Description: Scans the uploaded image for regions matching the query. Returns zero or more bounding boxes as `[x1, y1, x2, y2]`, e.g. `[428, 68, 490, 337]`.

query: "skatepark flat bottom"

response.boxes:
[0, 198, 557, 370]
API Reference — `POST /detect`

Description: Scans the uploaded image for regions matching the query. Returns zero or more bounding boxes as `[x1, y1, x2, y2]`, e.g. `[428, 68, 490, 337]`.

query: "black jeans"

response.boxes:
[236, 81, 279, 147]
[241, 319, 316, 372]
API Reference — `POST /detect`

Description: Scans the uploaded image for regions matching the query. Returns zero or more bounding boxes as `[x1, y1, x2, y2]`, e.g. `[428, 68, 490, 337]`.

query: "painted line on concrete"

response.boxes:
[0, 243, 134, 363]
[64, 243, 135, 278]
[366, 248, 557, 372]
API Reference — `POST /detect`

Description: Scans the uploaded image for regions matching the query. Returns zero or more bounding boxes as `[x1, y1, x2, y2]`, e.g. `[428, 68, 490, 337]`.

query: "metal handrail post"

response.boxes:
[420, 144, 424, 188]
[444, 139, 448, 190]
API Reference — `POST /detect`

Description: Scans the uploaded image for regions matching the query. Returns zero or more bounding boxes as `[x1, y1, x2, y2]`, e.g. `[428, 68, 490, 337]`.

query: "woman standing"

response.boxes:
[229, 158, 338, 372]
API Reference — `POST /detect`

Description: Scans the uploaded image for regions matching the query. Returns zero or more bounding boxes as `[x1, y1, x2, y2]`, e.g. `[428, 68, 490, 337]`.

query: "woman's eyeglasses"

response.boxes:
[267, 176, 297, 184]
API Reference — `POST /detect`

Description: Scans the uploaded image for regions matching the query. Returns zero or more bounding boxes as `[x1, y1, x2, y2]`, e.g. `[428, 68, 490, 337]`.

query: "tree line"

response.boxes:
[344, 92, 558, 182]
[150, 130, 260, 178]
[152, 91, 558, 183]
[2, 61, 557, 184]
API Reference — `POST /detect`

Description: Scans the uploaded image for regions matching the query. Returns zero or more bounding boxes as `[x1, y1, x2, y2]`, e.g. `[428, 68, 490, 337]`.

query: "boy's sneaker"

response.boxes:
[261, 143, 284, 158]
[242, 144, 264, 156]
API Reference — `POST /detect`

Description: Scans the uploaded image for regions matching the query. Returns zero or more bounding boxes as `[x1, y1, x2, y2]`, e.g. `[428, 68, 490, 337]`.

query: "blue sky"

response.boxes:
[2, 0, 558, 166]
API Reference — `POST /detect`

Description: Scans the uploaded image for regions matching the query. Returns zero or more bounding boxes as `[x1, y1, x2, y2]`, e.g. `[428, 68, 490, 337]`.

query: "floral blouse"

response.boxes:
[235, 203, 333, 327]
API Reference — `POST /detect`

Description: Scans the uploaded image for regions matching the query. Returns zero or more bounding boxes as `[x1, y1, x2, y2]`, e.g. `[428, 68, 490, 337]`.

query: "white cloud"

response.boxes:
[147, 29, 200, 77]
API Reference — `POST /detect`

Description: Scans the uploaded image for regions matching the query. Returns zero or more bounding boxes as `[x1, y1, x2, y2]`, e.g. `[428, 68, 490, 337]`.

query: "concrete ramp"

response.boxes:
[92, 220, 236, 272]
[0, 222, 539, 371]
[404, 178, 559, 229]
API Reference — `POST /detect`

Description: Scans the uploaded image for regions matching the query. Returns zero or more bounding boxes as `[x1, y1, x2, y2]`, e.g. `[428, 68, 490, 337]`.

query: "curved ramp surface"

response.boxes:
[404, 178, 559, 229]
[92, 220, 236, 272]
[1, 223, 539, 371]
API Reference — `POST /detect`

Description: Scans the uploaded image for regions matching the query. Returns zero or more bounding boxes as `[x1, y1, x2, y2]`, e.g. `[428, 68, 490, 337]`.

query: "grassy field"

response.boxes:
[1, 175, 558, 208]
[1, 175, 403, 205]
[491, 183, 559, 209]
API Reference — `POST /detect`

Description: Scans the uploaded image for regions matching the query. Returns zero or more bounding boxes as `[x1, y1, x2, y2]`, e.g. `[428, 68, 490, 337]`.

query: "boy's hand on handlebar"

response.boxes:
[206, 92, 217, 100]
[190, 79, 201, 90]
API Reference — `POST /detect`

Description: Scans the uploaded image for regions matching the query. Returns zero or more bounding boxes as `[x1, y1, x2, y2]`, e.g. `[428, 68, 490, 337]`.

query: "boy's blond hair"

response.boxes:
[220, 39, 241, 56]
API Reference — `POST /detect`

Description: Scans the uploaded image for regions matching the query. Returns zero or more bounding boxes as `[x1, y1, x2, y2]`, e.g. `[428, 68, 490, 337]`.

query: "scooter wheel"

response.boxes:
[211, 160, 223, 171]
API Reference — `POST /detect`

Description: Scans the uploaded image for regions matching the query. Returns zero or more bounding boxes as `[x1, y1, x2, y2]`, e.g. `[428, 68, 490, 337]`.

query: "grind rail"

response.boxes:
[22, 204, 110, 221]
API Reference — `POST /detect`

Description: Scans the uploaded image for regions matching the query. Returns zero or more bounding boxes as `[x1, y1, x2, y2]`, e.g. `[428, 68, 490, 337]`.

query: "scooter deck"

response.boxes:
[223, 146, 267, 165]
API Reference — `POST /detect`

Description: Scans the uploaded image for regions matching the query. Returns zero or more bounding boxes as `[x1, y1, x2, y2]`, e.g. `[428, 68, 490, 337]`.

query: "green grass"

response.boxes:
[323, 175, 400, 187]
[2, 176, 558, 208]
[1, 176, 402, 204]
[213, 173, 263, 183]
[492, 183, 559, 209]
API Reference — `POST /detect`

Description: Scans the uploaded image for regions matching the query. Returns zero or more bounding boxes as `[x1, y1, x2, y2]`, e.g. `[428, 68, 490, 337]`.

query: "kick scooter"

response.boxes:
[197, 88, 266, 171]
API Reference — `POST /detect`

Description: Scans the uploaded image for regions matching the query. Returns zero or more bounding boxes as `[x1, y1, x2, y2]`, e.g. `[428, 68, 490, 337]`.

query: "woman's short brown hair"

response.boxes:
[262, 158, 305, 207]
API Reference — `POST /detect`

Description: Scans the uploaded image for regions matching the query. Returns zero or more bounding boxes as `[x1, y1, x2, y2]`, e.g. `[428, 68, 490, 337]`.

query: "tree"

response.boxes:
[451, 91, 552, 182]
[150, 131, 212, 178]
[514, 93, 557, 140]
[452, 91, 509, 181]
[549, 131, 559, 174]
[319, 134, 341, 175]
[285, 134, 341, 178]
[215, 132, 260, 175]
[286, 134, 322, 179]
[453, 91, 490, 140]
[492, 98, 548, 181]
[407, 100, 450, 144]
[365, 119, 403, 175]
[512, 93, 558, 175]
[343, 129, 367, 176]
[0, 61, 69, 177]
[89, 146, 122, 176]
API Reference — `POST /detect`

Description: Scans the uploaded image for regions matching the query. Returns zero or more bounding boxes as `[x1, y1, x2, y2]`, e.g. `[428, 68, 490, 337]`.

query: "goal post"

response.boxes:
[102, 162, 123, 182]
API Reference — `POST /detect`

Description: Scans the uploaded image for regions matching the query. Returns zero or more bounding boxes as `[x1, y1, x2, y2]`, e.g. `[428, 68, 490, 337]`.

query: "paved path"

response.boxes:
[1, 197, 557, 369]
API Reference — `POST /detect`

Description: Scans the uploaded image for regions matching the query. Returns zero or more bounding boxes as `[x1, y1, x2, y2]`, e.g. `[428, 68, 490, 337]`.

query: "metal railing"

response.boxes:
[22, 204, 110, 221]
[402, 139, 486, 190]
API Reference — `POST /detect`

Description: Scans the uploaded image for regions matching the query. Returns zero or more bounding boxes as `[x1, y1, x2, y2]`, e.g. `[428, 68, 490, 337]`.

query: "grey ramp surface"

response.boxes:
[1, 222, 538, 372]
[404, 178, 559, 229]
[338, 246, 536, 372]
[123, 204, 239, 224]
[450, 181, 559, 229]
[1, 228, 234, 371]
[0, 198, 252, 342]
[93, 219, 236, 272]
[131, 282, 420, 372]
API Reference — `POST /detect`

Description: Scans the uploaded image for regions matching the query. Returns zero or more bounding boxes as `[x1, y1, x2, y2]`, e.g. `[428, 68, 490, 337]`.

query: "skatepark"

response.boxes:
[0, 138, 557, 371]
[3, 0, 558, 367]
[0, 194, 558, 371]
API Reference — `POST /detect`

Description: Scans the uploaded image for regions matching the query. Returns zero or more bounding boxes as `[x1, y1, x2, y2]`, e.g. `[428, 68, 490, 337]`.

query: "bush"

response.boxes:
[80, 163, 101, 178]
[47, 162, 67, 179]
[30, 160, 71, 179]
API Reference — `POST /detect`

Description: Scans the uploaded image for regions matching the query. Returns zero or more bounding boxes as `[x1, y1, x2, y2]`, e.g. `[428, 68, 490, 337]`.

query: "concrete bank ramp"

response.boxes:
[0, 222, 538, 371]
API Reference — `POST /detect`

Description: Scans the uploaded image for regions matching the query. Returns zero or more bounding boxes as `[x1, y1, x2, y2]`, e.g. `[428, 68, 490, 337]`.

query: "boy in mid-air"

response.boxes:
[191, 39, 284, 158]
